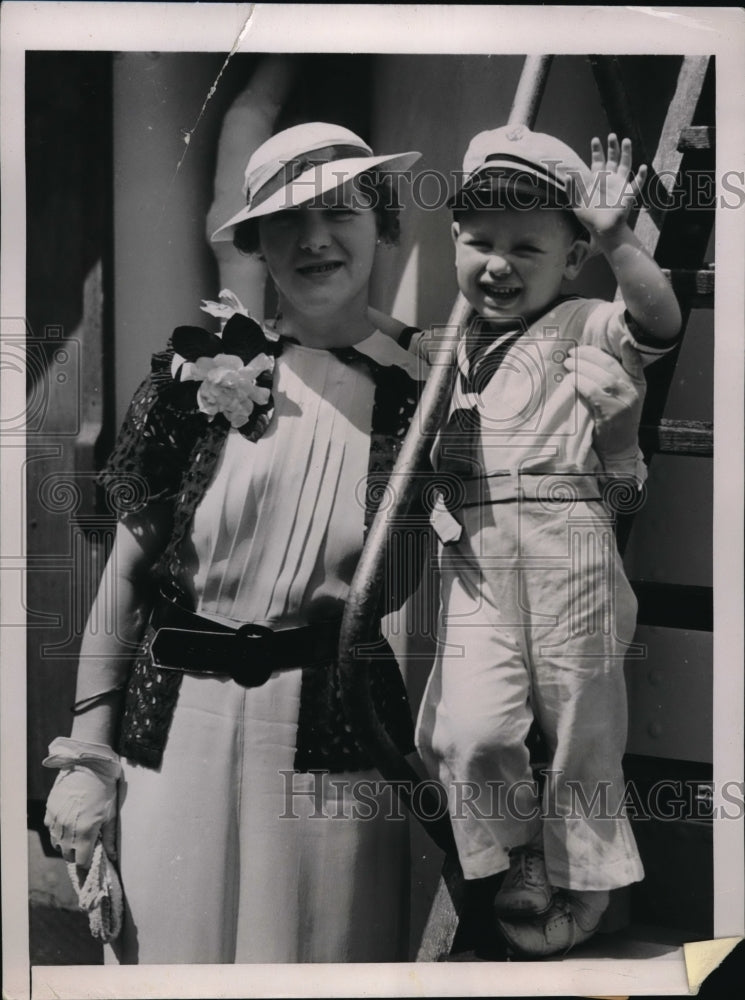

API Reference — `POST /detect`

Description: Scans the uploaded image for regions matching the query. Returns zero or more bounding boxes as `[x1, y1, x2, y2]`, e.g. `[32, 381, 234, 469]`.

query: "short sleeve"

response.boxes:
[402, 328, 431, 361]
[582, 300, 680, 368]
[97, 348, 210, 516]
[397, 326, 422, 352]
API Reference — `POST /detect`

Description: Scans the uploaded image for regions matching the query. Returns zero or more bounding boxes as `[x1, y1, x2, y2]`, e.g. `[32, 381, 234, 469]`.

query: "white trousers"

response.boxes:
[107, 669, 410, 964]
[417, 499, 644, 890]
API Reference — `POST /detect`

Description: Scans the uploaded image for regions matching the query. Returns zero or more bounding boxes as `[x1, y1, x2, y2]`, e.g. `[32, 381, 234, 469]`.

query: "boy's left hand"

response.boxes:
[565, 134, 647, 238]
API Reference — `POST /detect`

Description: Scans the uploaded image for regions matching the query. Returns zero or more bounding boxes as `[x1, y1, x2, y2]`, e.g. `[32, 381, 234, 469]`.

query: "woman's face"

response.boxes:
[258, 179, 379, 322]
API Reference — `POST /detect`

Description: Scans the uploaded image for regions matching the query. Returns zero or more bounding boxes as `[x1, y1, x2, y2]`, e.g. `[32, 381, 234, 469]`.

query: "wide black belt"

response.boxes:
[149, 594, 343, 689]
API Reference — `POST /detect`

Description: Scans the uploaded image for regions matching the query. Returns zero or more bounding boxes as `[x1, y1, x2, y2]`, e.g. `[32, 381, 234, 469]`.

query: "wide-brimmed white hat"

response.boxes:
[211, 122, 421, 242]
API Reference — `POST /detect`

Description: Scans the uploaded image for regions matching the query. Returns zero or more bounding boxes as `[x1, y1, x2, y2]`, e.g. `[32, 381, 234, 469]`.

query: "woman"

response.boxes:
[43, 121, 647, 965]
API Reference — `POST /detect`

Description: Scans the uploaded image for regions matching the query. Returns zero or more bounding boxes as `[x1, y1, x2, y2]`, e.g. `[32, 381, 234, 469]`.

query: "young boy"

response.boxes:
[415, 126, 681, 957]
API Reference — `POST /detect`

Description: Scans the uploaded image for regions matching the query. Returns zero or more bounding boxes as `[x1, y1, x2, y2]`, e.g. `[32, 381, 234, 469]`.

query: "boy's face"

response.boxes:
[451, 206, 589, 328]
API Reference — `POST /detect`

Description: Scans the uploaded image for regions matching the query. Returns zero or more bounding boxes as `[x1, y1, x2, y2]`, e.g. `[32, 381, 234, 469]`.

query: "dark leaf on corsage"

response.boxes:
[172, 313, 268, 366]
[171, 326, 224, 363]
[221, 313, 270, 361]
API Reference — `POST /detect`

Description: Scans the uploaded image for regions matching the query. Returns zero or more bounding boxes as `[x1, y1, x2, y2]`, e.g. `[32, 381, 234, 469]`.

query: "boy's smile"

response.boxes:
[452, 206, 589, 328]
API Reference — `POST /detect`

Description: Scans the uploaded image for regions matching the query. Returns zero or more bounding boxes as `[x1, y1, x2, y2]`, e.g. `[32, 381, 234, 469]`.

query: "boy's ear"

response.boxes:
[563, 238, 592, 280]
[451, 221, 461, 244]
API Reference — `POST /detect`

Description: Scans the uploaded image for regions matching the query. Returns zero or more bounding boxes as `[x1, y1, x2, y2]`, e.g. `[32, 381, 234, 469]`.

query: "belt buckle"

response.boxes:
[232, 623, 275, 687]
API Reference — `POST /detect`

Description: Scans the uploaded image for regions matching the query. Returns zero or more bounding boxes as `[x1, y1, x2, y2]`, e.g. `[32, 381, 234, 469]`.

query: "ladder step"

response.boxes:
[678, 126, 715, 151]
[640, 419, 712, 456]
[662, 267, 714, 307]
[632, 581, 712, 631]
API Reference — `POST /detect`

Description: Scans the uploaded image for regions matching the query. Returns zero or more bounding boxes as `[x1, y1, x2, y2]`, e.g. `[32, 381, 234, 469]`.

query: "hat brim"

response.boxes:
[211, 150, 421, 243]
[448, 165, 570, 210]
[449, 166, 597, 254]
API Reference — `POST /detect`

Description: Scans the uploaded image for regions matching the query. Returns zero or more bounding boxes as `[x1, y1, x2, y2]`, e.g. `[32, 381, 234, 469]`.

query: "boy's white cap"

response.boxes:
[212, 122, 421, 242]
[452, 124, 589, 207]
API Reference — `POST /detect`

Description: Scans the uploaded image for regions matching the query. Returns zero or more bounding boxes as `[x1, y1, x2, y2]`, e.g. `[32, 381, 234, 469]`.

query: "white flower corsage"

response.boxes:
[170, 294, 278, 438]
[186, 352, 274, 428]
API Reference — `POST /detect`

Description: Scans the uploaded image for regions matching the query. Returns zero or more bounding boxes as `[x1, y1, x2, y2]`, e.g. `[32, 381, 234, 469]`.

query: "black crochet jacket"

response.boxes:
[97, 328, 429, 772]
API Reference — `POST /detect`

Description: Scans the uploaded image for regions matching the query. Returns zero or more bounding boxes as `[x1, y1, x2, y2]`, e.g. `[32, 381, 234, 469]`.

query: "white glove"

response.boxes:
[564, 339, 647, 484]
[43, 737, 121, 868]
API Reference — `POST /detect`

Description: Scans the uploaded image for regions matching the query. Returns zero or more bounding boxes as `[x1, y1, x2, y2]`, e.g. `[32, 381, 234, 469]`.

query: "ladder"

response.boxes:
[338, 52, 715, 960]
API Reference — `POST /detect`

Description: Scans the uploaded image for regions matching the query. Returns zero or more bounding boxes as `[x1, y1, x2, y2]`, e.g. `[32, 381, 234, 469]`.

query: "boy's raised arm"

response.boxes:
[567, 135, 682, 343]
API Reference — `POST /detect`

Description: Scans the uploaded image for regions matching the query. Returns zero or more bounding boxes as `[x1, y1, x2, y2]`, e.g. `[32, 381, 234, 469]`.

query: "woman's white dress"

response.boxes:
[109, 339, 419, 964]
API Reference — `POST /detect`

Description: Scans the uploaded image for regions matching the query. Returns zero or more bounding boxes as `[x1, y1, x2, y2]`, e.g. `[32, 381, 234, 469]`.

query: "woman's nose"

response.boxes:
[485, 253, 512, 276]
[298, 212, 331, 251]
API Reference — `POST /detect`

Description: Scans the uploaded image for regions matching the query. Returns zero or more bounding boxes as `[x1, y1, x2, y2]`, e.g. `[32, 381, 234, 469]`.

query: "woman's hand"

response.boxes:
[564, 340, 645, 457]
[44, 766, 119, 868]
[43, 737, 121, 868]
